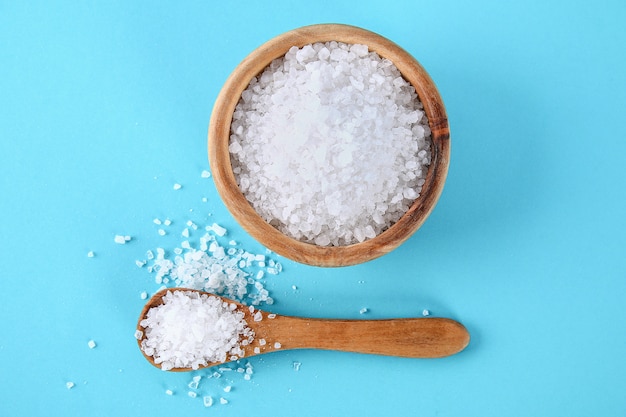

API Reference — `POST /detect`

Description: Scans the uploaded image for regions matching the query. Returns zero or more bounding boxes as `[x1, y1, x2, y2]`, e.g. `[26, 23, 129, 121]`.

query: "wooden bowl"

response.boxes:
[208, 24, 450, 267]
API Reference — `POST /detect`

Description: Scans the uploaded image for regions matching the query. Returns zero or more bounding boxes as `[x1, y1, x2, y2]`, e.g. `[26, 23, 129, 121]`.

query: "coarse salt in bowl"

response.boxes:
[208, 24, 450, 267]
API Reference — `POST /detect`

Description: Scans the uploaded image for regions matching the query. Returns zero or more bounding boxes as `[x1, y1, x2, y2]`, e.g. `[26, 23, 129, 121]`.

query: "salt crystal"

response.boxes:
[165, 389, 173, 396]
[188, 391, 197, 398]
[134, 330, 143, 340]
[268, 313, 276, 319]
[201, 170, 211, 178]
[153, 218, 162, 225]
[220, 398, 228, 405]
[163, 219, 172, 226]
[66, 381, 75, 390]
[422, 309, 430, 316]
[140, 291, 148, 300]
[359, 308, 368, 314]
[182, 228, 190, 238]
[158, 229, 166, 236]
[274, 342, 282, 349]
[223, 385, 232, 392]
[203, 396, 213, 407]
[87, 251, 95, 258]
[173, 183, 182, 190]
[87, 340, 96, 349]
[293, 361, 302, 371]
[135, 260, 146, 267]
[114, 235, 127, 244]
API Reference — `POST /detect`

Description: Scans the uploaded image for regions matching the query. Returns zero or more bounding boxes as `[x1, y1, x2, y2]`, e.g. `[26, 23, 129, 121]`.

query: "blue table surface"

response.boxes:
[1, 1, 625, 416]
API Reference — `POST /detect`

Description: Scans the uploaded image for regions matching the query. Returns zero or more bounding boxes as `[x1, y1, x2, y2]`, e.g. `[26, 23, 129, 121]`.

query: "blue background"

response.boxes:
[1, 0, 625, 415]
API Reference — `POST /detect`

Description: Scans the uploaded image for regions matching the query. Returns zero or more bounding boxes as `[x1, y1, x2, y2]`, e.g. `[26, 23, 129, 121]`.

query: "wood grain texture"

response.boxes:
[208, 24, 450, 267]
[137, 289, 469, 372]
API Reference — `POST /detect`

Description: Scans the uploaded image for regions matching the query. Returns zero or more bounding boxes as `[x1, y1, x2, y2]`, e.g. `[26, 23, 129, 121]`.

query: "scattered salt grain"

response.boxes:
[223, 385, 232, 393]
[135, 260, 146, 268]
[114, 235, 128, 244]
[201, 170, 211, 178]
[207, 223, 227, 237]
[188, 391, 197, 398]
[359, 308, 368, 314]
[140, 291, 148, 300]
[165, 389, 173, 396]
[422, 309, 430, 317]
[66, 381, 75, 390]
[181, 228, 190, 238]
[163, 219, 172, 226]
[138, 290, 254, 370]
[203, 396, 214, 407]
[267, 313, 276, 319]
[230, 41, 432, 246]
[87, 251, 95, 258]
[158, 229, 166, 236]
[173, 183, 182, 190]
[274, 342, 282, 349]
[153, 218, 162, 225]
[220, 397, 228, 405]
[87, 340, 96, 349]
[188, 375, 201, 389]
[293, 361, 302, 371]
[134, 330, 143, 340]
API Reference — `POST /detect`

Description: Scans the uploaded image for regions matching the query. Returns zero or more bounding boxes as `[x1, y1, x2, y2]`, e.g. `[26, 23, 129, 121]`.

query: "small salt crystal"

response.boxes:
[135, 260, 146, 268]
[153, 218, 162, 225]
[229, 240, 237, 246]
[188, 391, 197, 398]
[274, 342, 282, 349]
[114, 235, 127, 244]
[253, 311, 263, 322]
[87, 251, 95, 258]
[173, 183, 182, 190]
[259, 339, 266, 346]
[163, 219, 172, 226]
[165, 389, 173, 396]
[292, 285, 297, 290]
[268, 313, 276, 319]
[124, 235, 131, 241]
[201, 170, 211, 178]
[181, 228, 190, 238]
[359, 308, 368, 314]
[203, 396, 213, 407]
[66, 382, 75, 390]
[422, 309, 430, 316]
[220, 398, 228, 405]
[140, 291, 148, 300]
[134, 330, 143, 340]
[158, 229, 166, 236]
[293, 361, 302, 371]
[254, 347, 260, 354]
[87, 340, 96, 349]
[223, 385, 232, 393]
[209, 223, 227, 237]
[201, 197, 208, 202]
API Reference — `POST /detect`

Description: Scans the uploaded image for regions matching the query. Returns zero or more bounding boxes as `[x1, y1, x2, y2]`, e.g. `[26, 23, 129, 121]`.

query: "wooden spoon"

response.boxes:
[137, 288, 469, 371]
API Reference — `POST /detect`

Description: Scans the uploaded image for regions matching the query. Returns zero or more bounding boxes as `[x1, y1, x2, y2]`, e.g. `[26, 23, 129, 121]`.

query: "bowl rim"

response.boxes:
[208, 23, 450, 267]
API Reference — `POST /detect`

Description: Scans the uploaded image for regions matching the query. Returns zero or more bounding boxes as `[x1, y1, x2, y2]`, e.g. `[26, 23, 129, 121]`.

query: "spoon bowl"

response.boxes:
[137, 288, 469, 372]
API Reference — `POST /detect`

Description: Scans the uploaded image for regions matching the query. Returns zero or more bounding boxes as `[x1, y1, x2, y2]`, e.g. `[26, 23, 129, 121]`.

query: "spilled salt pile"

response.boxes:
[230, 41, 432, 246]
[138, 290, 254, 371]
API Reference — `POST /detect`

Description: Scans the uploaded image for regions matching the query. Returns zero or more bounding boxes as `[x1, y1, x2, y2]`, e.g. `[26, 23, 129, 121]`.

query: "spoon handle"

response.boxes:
[260, 316, 470, 358]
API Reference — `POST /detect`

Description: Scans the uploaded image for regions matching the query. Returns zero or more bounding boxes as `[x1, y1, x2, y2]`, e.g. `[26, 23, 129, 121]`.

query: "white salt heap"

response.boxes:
[139, 290, 254, 371]
[230, 41, 432, 246]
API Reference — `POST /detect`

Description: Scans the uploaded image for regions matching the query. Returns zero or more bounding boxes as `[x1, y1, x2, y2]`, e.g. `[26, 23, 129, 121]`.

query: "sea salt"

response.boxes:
[173, 183, 182, 190]
[201, 170, 211, 178]
[87, 251, 95, 258]
[203, 396, 214, 407]
[422, 309, 431, 316]
[114, 235, 128, 244]
[87, 340, 96, 349]
[138, 290, 254, 370]
[66, 381, 75, 390]
[230, 41, 432, 246]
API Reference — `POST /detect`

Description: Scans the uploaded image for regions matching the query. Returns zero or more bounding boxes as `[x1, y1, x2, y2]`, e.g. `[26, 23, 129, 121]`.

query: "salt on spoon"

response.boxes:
[136, 288, 469, 371]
